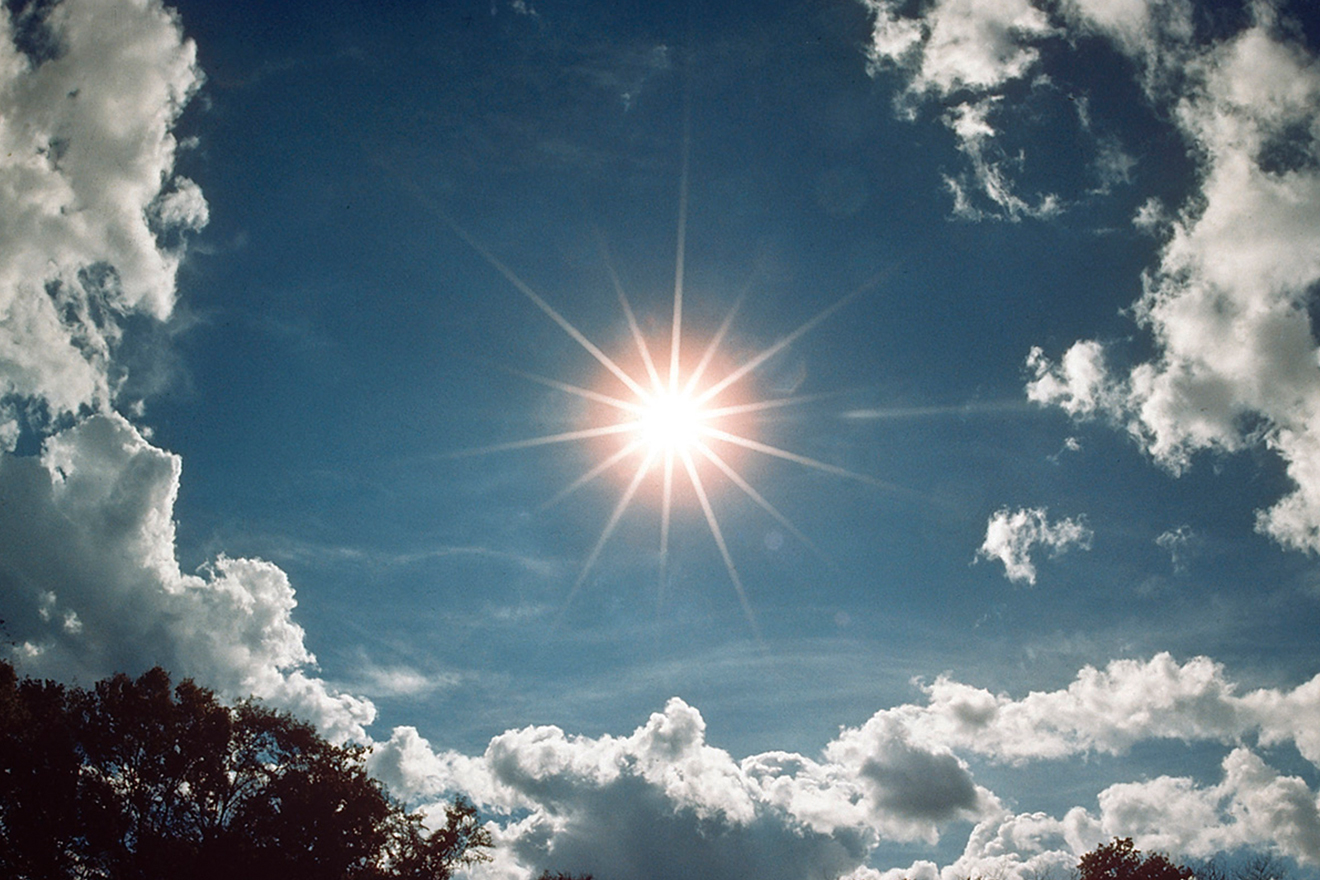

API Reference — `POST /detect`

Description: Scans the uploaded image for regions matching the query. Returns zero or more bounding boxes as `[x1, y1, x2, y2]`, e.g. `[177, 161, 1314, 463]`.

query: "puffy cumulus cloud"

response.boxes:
[862, 0, 1054, 96]
[824, 654, 1320, 874]
[0, 413, 375, 742]
[0, 0, 205, 436]
[0, 0, 372, 747]
[866, 809, 1103, 880]
[825, 714, 1001, 842]
[1096, 748, 1320, 864]
[976, 506, 1093, 584]
[877, 654, 1250, 763]
[868, 750, 1320, 880]
[369, 725, 509, 805]
[367, 656, 1320, 877]
[1026, 342, 1120, 420]
[371, 699, 990, 880]
[469, 699, 877, 880]
[0, 0, 376, 748]
[1024, 6, 1320, 553]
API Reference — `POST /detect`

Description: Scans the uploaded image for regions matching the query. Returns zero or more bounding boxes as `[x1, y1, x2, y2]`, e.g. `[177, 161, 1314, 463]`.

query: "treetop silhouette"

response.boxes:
[0, 661, 490, 879]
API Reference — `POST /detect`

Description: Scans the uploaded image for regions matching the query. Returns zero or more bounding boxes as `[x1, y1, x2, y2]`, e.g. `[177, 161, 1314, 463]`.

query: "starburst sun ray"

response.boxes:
[543, 439, 646, 510]
[449, 422, 638, 458]
[431, 117, 894, 631]
[501, 366, 642, 415]
[695, 442, 826, 563]
[599, 237, 666, 395]
[700, 426, 885, 487]
[680, 449, 761, 639]
[437, 211, 650, 400]
[560, 449, 658, 615]
[696, 288, 860, 406]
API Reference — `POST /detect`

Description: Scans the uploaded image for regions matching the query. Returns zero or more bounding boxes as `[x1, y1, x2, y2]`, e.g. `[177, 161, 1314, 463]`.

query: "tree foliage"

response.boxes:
[1194, 852, 1290, 880]
[0, 662, 490, 879]
[1079, 839, 1195, 880]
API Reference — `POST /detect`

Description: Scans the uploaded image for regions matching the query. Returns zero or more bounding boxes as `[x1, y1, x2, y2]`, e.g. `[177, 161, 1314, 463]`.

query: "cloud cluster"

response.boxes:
[371, 696, 995, 880]
[976, 506, 1094, 584]
[0, 0, 206, 437]
[1023, 3, 1320, 554]
[0, 0, 374, 742]
[369, 654, 1320, 879]
[852, 653, 1320, 873]
[2, 411, 376, 741]
[860, 0, 1065, 219]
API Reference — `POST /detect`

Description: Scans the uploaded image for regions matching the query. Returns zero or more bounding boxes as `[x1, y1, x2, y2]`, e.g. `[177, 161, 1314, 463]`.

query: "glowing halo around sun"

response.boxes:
[435, 164, 881, 636]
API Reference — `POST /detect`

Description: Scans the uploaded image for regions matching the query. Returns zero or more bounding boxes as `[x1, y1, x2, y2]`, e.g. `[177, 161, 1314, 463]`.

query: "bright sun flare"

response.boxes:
[438, 148, 876, 635]
[635, 389, 706, 455]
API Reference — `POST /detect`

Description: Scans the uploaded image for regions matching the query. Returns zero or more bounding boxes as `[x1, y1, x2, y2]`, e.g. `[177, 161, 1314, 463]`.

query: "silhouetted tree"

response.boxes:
[1194, 852, 1289, 880]
[1236, 854, 1288, 880]
[536, 872, 595, 880]
[1192, 856, 1231, 880]
[1079, 838, 1194, 880]
[0, 662, 490, 879]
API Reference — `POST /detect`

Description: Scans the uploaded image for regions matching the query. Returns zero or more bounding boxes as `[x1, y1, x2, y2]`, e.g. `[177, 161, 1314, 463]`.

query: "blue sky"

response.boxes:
[4, 0, 1320, 877]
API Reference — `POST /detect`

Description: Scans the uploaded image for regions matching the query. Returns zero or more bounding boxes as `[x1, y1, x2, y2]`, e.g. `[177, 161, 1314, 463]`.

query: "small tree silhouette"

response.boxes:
[0, 662, 490, 879]
[1080, 838, 1194, 880]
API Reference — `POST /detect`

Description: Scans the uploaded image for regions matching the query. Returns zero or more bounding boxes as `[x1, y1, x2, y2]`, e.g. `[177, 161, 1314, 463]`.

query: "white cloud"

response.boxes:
[1059, 0, 1193, 86]
[1156, 525, 1196, 573]
[1024, 6, 1320, 553]
[1133, 196, 1168, 232]
[0, 0, 206, 436]
[861, 0, 1063, 219]
[0, 0, 372, 743]
[1095, 748, 1320, 865]
[824, 713, 1000, 842]
[878, 759, 1320, 880]
[346, 652, 461, 699]
[367, 654, 1320, 877]
[836, 654, 1320, 868]
[1026, 342, 1122, 420]
[976, 506, 1094, 584]
[850, 652, 1320, 780]
[372, 698, 995, 880]
[467, 699, 879, 880]
[941, 98, 1064, 221]
[868, 808, 1103, 880]
[1, 413, 376, 741]
[863, 0, 1054, 97]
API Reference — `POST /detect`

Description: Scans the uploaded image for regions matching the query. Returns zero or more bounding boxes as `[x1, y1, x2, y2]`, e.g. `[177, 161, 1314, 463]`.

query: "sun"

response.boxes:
[434, 154, 880, 635]
[634, 388, 707, 456]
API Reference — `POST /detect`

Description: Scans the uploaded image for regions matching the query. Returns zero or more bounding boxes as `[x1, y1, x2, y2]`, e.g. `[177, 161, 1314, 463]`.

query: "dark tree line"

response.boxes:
[1079, 839, 1195, 880]
[2, 664, 1289, 880]
[1075, 838, 1288, 880]
[0, 662, 491, 879]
